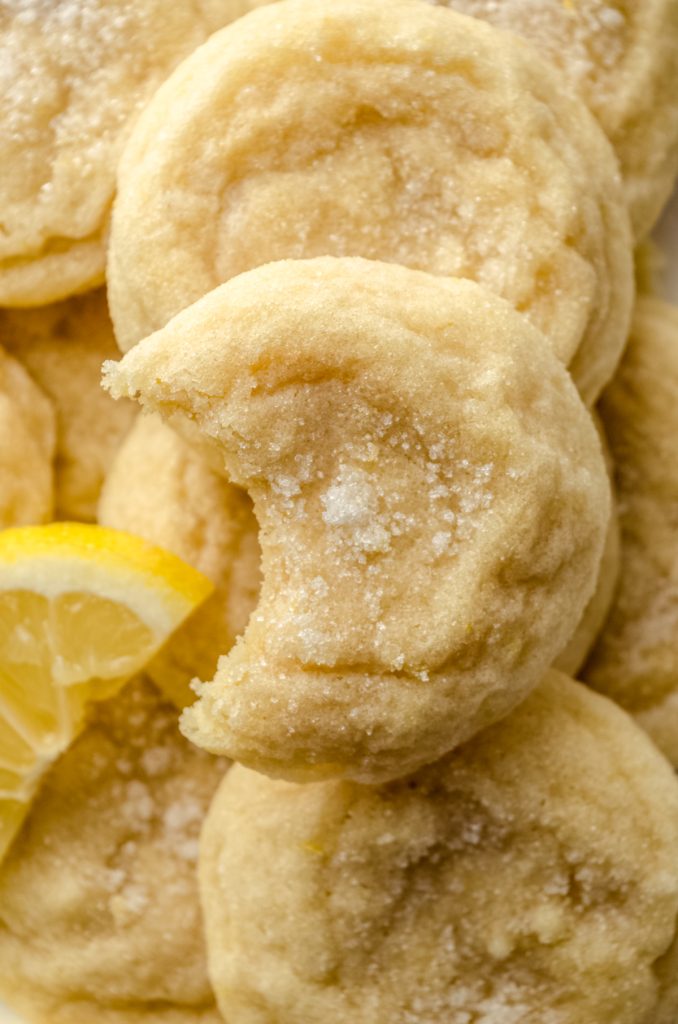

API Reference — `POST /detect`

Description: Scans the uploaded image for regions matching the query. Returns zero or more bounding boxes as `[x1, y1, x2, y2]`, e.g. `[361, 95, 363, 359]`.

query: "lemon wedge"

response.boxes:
[0, 522, 214, 862]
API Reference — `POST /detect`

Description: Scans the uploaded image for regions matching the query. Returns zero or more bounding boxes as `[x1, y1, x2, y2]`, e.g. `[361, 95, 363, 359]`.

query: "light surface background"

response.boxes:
[0, 190, 677, 1023]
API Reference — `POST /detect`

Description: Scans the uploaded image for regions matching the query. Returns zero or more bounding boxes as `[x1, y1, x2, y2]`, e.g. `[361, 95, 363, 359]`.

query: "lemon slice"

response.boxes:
[0, 522, 214, 862]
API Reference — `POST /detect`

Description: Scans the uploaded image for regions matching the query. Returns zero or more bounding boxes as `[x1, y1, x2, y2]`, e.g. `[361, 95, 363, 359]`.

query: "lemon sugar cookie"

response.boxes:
[0, 345, 55, 529]
[199, 0, 678, 239]
[99, 404, 614, 700]
[108, 0, 633, 405]
[200, 673, 678, 1024]
[105, 258, 609, 783]
[584, 297, 678, 765]
[0, 678, 227, 1024]
[0, 0, 267, 307]
[186, 0, 678, 238]
[1, 290, 136, 522]
[447, 0, 678, 239]
[99, 414, 261, 709]
[100, 413, 614, 696]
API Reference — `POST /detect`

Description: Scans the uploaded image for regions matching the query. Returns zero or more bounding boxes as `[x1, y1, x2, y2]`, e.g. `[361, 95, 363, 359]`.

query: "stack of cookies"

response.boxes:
[2, 1, 678, 1022]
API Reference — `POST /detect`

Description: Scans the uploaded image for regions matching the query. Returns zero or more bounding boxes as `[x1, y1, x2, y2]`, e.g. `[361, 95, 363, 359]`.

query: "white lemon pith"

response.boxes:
[0, 523, 214, 862]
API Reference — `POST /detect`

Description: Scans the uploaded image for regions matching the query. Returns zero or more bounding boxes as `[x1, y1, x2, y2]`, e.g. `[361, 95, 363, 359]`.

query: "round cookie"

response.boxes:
[584, 297, 678, 765]
[446, 0, 678, 239]
[0, 345, 55, 529]
[200, 672, 678, 1024]
[0, 0, 268, 307]
[0, 677, 227, 1024]
[105, 257, 609, 783]
[1, 290, 136, 522]
[193, 0, 678, 240]
[108, 0, 633, 406]
[99, 414, 260, 709]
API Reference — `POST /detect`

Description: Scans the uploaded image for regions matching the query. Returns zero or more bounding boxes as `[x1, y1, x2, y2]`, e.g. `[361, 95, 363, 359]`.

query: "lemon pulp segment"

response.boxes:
[0, 523, 214, 861]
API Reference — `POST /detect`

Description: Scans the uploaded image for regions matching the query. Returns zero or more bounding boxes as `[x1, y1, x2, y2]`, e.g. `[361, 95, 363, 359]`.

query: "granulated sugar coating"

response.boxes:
[99, 411, 603, 702]
[0, 289, 136, 521]
[585, 298, 678, 767]
[199, 673, 678, 1024]
[0, 344, 55, 528]
[108, 0, 633, 406]
[0, 0, 266, 307]
[452, 0, 627, 86]
[99, 413, 261, 709]
[447, 0, 678, 239]
[0, 677, 227, 1024]
[105, 258, 610, 783]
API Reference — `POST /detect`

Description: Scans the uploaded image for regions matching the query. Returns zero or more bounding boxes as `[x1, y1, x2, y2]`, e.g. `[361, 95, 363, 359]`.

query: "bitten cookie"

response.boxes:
[1, 290, 135, 522]
[0, 345, 55, 529]
[0, 0, 266, 306]
[0, 677, 226, 1024]
[585, 297, 678, 765]
[98, 407, 611, 700]
[99, 414, 260, 709]
[108, 0, 632, 405]
[200, 672, 678, 1024]
[105, 258, 609, 783]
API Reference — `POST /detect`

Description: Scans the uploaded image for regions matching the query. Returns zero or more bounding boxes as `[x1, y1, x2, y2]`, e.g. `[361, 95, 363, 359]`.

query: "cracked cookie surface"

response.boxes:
[106, 257, 609, 782]
[0, 678, 227, 1024]
[108, 0, 632, 404]
[0, 0, 264, 306]
[200, 672, 678, 1024]
[446, 0, 678, 239]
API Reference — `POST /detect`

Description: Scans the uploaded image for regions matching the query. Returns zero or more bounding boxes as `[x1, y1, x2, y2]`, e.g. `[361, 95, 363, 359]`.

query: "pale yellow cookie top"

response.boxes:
[178, 0, 678, 239]
[200, 671, 678, 1024]
[585, 296, 678, 764]
[446, 0, 678, 239]
[0, 0, 266, 307]
[0, 345, 55, 529]
[99, 414, 261, 709]
[1, 290, 136, 522]
[0, 677, 227, 1024]
[108, 0, 632, 405]
[106, 257, 609, 783]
